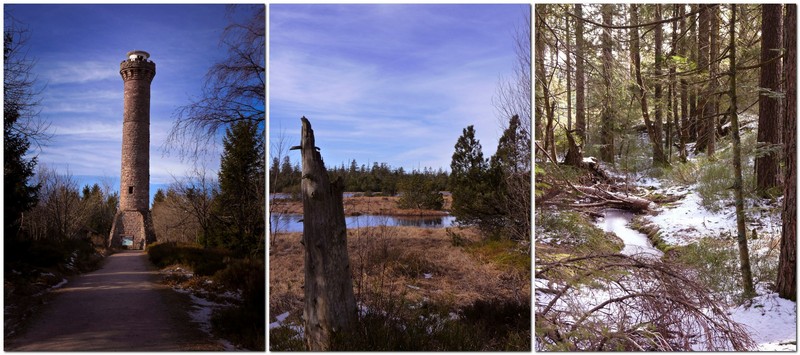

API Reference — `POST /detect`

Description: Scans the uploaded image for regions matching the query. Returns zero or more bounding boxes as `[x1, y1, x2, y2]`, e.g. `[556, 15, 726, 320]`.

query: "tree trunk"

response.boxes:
[669, 4, 678, 161]
[534, 6, 545, 145]
[755, 4, 783, 196]
[298, 117, 357, 350]
[728, 5, 756, 299]
[689, 4, 698, 143]
[777, 4, 796, 302]
[654, 4, 664, 158]
[601, 4, 615, 164]
[536, 5, 557, 161]
[679, 4, 689, 161]
[566, 11, 572, 132]
[575, 4, 586, 144]
[696, 5, 710, 153]
[630, 4, 669, 167]
[707, 4, 718, 156]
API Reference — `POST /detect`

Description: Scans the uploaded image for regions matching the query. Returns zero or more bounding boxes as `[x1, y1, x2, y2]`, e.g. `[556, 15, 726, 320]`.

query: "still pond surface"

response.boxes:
[271, 213, 457, 233]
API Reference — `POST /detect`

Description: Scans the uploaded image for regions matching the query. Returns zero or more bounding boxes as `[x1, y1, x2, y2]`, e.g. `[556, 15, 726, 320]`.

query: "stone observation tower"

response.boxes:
[109, 50, 157, 249]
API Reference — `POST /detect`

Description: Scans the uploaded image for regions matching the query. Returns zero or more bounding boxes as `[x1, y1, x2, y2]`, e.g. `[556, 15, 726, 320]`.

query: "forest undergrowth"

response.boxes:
[535, 130, 788, 351]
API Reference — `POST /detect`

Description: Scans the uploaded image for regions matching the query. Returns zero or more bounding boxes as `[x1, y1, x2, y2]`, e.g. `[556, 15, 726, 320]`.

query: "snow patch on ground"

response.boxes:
[645, 186, 733, 245]
[644, 185, 781, 245]
[186, 293, 220, 334]
[33, 278, 68, 297]
[730, 292, 797, 351]
[270, 311, 305, 340]
[269, 311, 290, 329]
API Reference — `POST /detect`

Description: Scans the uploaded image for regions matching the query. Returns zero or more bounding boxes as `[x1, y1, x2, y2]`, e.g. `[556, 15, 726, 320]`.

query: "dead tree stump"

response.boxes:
[296, 117, 357, 350]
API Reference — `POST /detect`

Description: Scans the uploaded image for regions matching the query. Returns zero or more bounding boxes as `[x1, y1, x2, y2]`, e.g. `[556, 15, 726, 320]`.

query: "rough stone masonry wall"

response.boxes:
[109, 210, 156, 249]
[109, 55, 156, 249]
[119, 59, 155, 212]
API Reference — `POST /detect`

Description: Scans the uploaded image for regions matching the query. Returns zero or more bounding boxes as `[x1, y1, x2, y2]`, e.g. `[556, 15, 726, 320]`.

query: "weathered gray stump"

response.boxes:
[296, 117, 357, 350]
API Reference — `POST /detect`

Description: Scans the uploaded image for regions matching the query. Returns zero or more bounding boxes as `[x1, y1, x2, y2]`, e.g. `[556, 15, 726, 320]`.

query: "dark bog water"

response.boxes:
[270, 213, 457, 233]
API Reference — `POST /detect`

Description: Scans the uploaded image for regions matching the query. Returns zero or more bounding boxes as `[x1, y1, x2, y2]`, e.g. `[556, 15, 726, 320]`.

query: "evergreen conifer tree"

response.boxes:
[214, 120, 265, 257]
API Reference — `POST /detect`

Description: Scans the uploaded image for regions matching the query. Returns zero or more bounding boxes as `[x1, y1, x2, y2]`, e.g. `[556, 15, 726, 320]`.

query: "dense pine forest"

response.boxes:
[269, 158, 449, 197]
[535, 4, 796, 351]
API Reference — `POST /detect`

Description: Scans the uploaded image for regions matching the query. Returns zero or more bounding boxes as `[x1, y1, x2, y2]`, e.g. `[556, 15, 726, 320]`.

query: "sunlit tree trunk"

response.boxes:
[600, 4, 615, 164]
[707, 4, 718, 156]
[679, 4, 689, 161]
[575, 4, 586, 143]
[654, 4, 664, 158]
[728, 5, 756, 299]
[298, 117, 357, 350]
[565, 9, 572, 132]
[534, 6, 545, 146]
[696, 4, 710, 153]
[630, 4, 668, 167]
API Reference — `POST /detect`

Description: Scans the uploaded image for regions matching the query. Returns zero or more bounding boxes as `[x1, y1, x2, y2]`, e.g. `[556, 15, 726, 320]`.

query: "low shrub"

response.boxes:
[269, 325, 305, 351]
[536, 209, 623, 255]
[6, 237, 101, 271]
[211, 258, 265, 351]
[212, 304, 265, 350]
[466, 239, 530, 274]
[328, 298, 530, 351]
[147, 242, 230, 276]
[693, 134, 758, 211]
[665, 160, 699, 185]
[671, 235, 779, 305]
[213, 258, 265, 310]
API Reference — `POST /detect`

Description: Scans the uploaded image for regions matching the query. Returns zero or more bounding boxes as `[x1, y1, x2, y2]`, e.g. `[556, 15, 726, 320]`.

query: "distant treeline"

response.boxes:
[269, 158, 449, 196]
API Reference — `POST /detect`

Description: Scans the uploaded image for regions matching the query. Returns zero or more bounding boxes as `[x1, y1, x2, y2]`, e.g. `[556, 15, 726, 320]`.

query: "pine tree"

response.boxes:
[491, 115, 531, 241]
[214, 120, 265, 257]
[4, 16, 40, 242]
[397, 172, 444, 210]
[450, 125, 503, 234]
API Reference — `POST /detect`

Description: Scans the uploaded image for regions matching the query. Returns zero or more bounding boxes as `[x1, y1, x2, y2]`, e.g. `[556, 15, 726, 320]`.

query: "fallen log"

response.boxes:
[574, 185, 654, 212]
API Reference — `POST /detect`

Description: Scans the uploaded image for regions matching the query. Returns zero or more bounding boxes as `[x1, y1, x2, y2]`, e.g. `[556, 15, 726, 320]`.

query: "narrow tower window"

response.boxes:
[128, 186, 134, 194]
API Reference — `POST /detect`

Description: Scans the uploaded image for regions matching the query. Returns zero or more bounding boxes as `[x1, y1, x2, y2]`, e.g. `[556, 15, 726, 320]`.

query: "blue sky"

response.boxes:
[5, 4, 263, 204]
[269, 4, 530, 172]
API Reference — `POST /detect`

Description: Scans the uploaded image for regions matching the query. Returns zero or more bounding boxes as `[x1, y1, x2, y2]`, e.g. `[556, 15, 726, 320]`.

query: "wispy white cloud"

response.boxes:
[8, 4, 249, 204]
[269, 4, 527, 171]
[41, 61, 120, 85]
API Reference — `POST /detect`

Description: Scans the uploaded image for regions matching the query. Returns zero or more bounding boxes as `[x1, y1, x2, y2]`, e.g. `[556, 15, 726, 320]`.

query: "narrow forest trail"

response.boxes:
[5, 251, 221, 351]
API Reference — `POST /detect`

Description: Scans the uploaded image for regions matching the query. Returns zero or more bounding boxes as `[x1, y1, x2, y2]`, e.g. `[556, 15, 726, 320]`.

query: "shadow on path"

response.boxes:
[5, 251, 221, 351]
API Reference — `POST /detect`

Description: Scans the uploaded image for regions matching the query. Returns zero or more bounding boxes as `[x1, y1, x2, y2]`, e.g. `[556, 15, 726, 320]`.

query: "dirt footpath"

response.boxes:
[5, 251, 221, 351]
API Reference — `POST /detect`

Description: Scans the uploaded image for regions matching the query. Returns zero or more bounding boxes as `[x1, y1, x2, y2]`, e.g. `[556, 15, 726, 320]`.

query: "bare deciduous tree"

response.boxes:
[165, 5, 265, 162]
[152, 188, 203, 244]
[167, 167, 218, 247]
[4, 12, 50, 149]
[269, 128, 291, 247]
[24, 167, 87, 241]
[492, 10, 532, 243]
[493, 9, 531, 146]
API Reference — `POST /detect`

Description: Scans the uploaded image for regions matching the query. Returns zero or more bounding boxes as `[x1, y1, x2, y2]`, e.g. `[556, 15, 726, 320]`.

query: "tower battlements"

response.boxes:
[120, 50, 155, 82]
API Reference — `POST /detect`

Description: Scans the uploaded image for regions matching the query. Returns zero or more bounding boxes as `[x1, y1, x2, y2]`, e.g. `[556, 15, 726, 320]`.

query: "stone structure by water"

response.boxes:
[109, 50, 156, 249]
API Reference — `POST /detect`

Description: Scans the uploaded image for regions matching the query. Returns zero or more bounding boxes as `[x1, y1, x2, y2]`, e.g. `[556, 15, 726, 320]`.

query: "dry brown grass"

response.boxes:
[268, 225, 530, 318]
[271, 195, 452, 217]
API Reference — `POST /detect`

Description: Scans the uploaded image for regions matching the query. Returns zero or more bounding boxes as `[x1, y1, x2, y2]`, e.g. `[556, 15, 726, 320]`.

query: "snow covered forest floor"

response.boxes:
[641, 175, 794, 351]
[535, 155, 796, 351]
